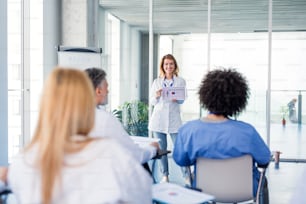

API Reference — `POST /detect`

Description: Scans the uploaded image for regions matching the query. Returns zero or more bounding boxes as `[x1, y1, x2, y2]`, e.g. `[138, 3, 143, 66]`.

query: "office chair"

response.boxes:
[189, 155, 268, 204]
[0, 189, 12, 204]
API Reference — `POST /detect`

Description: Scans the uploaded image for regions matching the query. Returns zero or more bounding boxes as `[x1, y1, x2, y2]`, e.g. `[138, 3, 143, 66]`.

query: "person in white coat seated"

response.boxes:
[85, 68, 159, 164]
[0, 167, 8, 192]
[8, 68, 152, 204]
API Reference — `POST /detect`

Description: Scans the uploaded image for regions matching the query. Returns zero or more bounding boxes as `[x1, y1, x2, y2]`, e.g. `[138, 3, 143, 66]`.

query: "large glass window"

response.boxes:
[8, 0, 22, 159]
[270, 0, 306, 159]
[7, 0, 43, 160]
[210, 1, 269, 140]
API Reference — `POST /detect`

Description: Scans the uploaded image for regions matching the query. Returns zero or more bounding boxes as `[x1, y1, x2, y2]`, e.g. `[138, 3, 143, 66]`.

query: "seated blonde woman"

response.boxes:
[8, 67, 152, 204]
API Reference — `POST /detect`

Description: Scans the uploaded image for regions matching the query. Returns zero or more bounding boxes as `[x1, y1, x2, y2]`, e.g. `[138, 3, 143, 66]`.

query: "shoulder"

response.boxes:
[174, 76, 186, 85]
[174, 76, 185, 81]
[96, 107, 114, 118]
[179, 119, 201, 132]
[227, 120, 263, 141]
[90, 139, 134, 159]
[95, 108, 121, 125]
[153, 77, 163, 83]
[231, 120, 257, 132]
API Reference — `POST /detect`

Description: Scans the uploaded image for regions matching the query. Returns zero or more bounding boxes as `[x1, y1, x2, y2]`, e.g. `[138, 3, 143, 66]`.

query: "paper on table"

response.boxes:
[162, 87, 186, 101]
[153, 183, 215, 204]
[130, 136, 160, 148]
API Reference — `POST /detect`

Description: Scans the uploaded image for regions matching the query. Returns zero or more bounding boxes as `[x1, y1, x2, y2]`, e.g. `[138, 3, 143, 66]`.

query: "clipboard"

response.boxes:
[162, 87, 186, 101]
[152, 183, 215, 204]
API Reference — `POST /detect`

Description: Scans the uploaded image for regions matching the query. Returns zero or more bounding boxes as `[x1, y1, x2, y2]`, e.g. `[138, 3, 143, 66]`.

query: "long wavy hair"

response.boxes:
[26, 67, 96, 204]
[159, 54, 179, 77]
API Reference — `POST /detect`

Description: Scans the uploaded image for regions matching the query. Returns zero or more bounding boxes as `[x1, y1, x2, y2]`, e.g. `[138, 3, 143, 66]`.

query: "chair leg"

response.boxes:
[258, 177, 269, 204]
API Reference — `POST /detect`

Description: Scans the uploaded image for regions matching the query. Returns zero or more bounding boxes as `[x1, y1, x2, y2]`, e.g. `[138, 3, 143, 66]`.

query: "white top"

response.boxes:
[8, 137, 152, 204]
[89, 108, 157, 164]
[148, 76, 186, 133]
[0, 180, 6, 192]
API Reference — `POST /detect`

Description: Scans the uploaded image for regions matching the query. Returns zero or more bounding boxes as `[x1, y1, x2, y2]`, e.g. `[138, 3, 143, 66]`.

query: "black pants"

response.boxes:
[142, 163, 153, 176]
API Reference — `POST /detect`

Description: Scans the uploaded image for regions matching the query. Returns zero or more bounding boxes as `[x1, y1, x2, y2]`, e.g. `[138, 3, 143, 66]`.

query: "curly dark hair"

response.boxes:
[85, 67, 107, 89]
[198, 68, 250, 117]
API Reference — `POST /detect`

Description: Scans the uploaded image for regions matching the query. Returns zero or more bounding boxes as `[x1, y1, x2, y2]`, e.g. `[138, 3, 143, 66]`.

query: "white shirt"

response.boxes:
[8, 138, 152, 204]
[148, 76, 186, 133]
[0, 180, 6, 192]
[89, 108, 157, 164]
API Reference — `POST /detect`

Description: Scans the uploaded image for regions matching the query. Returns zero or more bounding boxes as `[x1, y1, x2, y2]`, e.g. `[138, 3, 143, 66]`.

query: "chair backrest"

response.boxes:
[196, 155, 253, 203]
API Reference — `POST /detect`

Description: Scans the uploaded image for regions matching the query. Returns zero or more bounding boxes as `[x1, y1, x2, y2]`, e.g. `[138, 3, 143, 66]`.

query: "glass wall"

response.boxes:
[8, 0, 22, 159]
[270, 0, 306, 159]
[4, 0, 306, 162]
[210, 0, 269, 140]
[7, 0, 43, 160]
[105, 13, 120, 111]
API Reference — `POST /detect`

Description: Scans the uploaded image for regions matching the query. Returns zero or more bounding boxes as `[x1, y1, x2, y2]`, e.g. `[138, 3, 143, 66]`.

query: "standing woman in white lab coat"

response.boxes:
[149, 54, 186, 183]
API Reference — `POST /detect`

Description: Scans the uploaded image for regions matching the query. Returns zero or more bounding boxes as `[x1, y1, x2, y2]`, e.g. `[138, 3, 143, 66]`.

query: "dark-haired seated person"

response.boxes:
[173, 68, 271, 203]
[85, 68, 159, 165]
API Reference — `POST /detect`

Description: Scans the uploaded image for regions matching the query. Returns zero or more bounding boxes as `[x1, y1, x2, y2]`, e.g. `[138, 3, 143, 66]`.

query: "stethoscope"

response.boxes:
[163, 78, 174, 87]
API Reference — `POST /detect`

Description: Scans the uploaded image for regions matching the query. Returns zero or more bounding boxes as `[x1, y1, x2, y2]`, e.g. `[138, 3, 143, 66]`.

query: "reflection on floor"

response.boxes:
[150, 156, 306, 204]
[269, 123, 306, 159]
[151, 123, 306, 204]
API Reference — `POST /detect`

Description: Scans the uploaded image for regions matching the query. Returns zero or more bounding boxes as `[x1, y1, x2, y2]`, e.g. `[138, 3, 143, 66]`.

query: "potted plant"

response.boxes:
[280, 105, 288, 126]
[112, 100, 149, 136]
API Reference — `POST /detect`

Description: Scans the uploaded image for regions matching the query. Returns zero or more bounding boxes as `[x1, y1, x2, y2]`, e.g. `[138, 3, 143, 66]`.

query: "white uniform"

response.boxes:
[90, 108, 156, 164]
[149, 76, 186, 134]
[0, 180, 6, 192]
[8, 137, 152, 204]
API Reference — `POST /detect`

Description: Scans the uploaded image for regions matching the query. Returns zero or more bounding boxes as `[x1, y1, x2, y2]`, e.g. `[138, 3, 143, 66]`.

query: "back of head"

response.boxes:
[84, 67, 107, 89]
[30, 67, 95, 204]
[36, 67, 95, 141]
[198, 68, 250, 117]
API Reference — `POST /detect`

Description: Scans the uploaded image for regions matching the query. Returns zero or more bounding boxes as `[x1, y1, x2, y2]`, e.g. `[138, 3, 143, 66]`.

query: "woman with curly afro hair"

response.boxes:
[173, 68, 271, 202]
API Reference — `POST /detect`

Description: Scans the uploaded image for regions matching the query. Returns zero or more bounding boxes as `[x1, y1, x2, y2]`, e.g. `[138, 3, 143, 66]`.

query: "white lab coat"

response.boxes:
[148, 76, 186, 134]
[0, 180, 6, 192]
[89, 108, 156, 164]
[8, 137, 152, 204]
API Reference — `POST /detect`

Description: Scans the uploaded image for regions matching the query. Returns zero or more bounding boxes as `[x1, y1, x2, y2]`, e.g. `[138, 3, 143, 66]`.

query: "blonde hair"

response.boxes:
[159, 54, 179, 77]
[27, 67, 96, 204]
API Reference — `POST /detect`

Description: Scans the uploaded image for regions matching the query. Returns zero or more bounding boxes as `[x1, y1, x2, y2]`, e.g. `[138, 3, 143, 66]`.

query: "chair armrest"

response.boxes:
[257, 163, 269, 168]
[152, 150, 171, 159]
[0, 189, 12, 196]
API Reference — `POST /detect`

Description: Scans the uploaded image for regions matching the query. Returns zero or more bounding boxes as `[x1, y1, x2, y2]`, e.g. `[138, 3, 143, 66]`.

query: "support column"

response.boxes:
[43, 0, 61, 79]
[0, 0, 8, 165]
[61, 0, 99, 47]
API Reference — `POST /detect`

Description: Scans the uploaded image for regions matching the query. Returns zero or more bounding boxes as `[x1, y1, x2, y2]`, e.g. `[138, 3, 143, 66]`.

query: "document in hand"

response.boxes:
[130, 136, 160, 148]
[153, 182, 215, 204]
[162, 87, 186, 101]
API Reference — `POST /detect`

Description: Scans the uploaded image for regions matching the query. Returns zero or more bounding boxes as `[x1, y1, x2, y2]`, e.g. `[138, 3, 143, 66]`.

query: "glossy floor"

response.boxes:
[151, 156, 306, 204]
[151, 123, 306, 204]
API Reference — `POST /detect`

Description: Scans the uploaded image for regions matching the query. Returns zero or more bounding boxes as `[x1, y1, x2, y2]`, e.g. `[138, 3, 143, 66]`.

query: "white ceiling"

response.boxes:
[99, 0, 306, 34]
